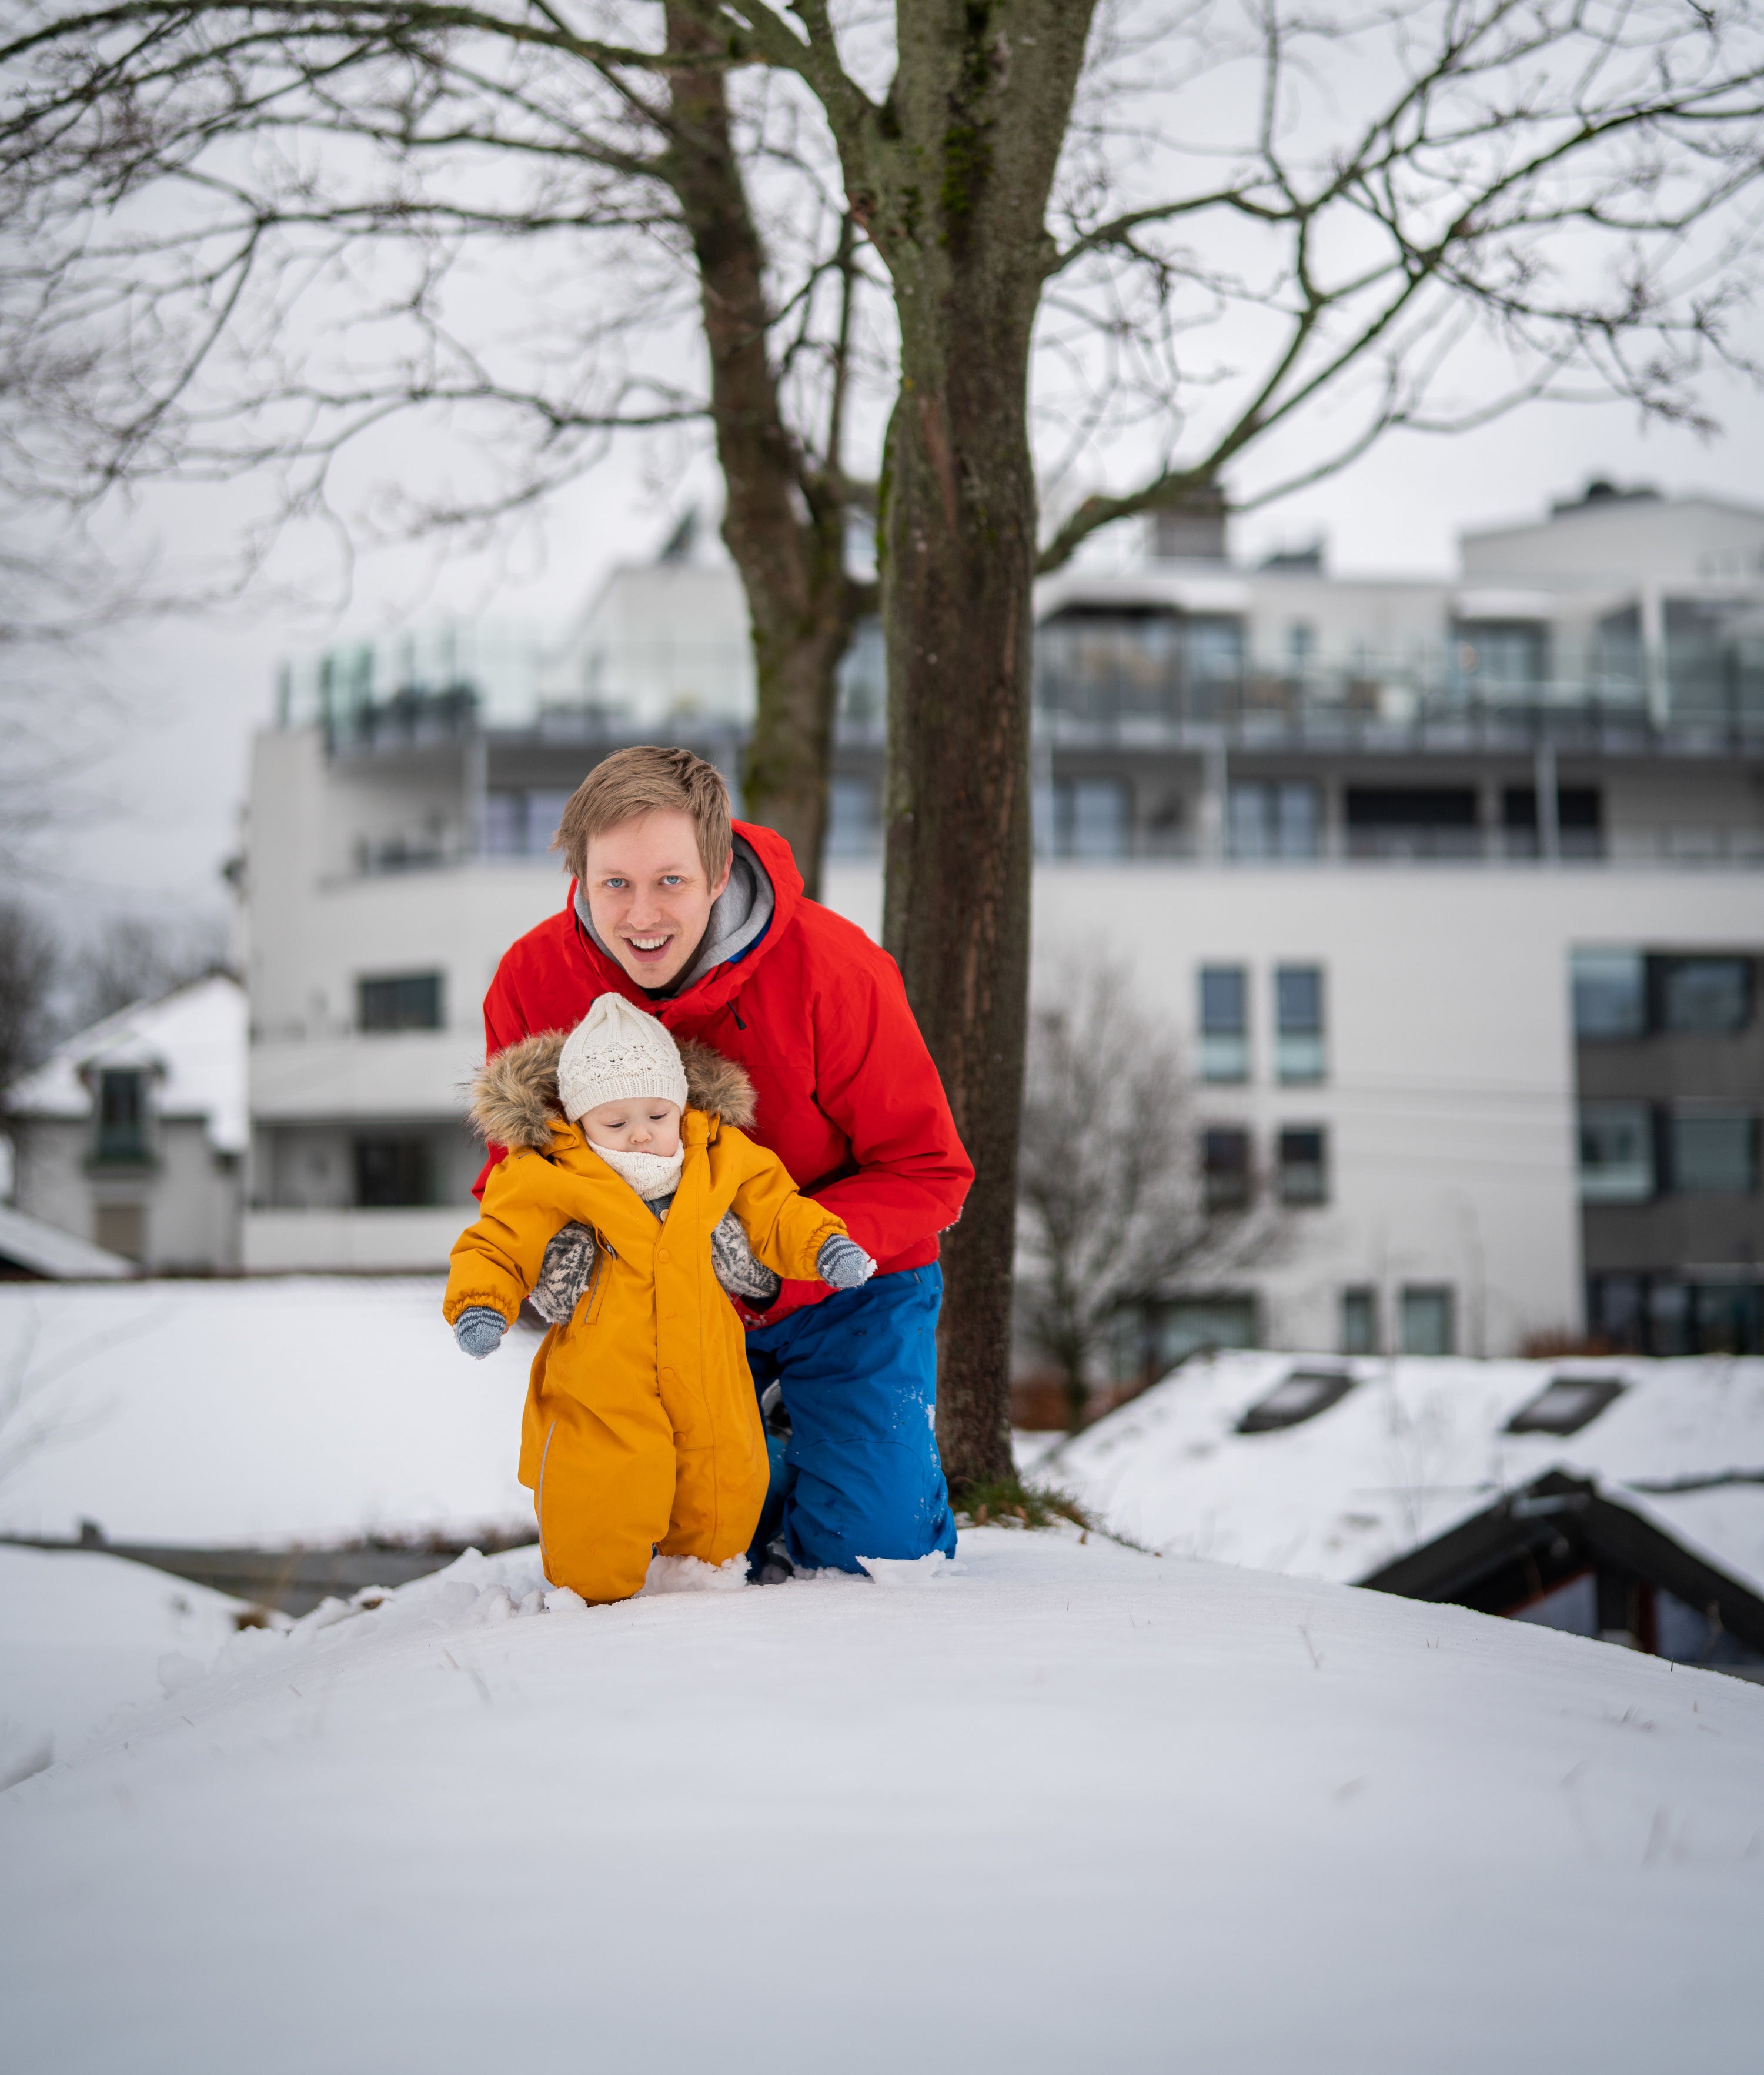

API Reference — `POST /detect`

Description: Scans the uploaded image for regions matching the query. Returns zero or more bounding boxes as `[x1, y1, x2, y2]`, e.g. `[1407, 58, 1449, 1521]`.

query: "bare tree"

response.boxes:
[1017, 969, 1282, 1432]
[3, 3, 1762, 1486]
[65, 913, 233, 1030]
[0, 899, 58, 1096]
[0, 1, 882, 883]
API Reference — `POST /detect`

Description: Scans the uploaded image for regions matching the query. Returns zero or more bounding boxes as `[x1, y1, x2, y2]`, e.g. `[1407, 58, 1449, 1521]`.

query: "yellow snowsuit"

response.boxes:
[444, 1036, 847, 1603]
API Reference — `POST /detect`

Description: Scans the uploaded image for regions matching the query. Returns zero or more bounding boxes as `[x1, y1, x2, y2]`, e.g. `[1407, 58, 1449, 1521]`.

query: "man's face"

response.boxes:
[582, 809, 730, 990]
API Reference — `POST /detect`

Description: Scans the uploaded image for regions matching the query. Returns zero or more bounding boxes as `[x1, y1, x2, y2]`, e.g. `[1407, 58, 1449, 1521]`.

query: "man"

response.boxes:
[475, 744, 973, 1575]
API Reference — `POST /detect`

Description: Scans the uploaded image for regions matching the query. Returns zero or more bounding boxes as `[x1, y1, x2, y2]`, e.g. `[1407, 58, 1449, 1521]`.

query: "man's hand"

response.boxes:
[455, 1307, 509, 1359]
[817, 1235, 877, 1291]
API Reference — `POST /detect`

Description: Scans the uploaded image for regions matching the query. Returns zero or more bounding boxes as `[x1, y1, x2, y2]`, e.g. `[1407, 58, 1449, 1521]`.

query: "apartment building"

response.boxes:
[240, 482, 1764, 1353]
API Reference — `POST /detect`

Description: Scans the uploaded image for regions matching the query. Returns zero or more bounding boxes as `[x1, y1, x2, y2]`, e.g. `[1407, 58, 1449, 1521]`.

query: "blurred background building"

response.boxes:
[3, 976, 245, 1275]
[14, 480, 1755, 1362]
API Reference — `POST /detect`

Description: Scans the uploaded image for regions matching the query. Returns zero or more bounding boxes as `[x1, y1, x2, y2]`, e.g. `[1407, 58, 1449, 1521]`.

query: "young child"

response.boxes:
[444, 993, 873, 1603]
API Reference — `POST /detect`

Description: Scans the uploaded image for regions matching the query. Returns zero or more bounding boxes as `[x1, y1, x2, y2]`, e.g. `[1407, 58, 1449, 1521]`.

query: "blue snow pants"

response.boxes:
[744, 1263, 958, 1574]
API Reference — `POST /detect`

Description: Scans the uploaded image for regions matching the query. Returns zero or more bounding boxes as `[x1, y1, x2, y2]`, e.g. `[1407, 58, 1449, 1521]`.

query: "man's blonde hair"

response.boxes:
[554, 745, 734, 888]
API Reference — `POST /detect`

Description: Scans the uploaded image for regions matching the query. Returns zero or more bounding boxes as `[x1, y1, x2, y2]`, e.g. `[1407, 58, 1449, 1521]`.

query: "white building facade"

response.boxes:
[240, 484, 1764, 1355]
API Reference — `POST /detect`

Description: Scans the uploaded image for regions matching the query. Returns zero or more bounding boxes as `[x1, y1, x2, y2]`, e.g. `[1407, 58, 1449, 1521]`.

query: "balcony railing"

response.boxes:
[1031, 660, 1764, 745]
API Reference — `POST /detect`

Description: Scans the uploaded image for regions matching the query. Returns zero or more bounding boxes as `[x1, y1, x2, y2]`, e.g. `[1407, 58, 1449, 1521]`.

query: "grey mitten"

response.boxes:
[533, 1220, 599, 1326]
[710, 1207, 783, 1306]
[455, 1306, 508, 1359]
[817, 1235, 876, 1290]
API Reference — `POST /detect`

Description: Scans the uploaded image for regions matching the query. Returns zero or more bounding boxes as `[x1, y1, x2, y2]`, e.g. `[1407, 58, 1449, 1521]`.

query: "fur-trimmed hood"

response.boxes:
[470, 1028, 757, 1151]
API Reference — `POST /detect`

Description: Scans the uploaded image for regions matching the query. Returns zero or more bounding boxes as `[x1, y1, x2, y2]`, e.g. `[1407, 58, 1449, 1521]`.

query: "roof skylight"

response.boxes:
[1505, 1375, 1626, 1437]
[1238, 1369, 1355, 1434]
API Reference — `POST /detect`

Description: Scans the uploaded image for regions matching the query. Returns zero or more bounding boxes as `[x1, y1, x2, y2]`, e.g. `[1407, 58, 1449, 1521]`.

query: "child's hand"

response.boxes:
[454, 1307, 509, 1359]
[816, 1235, 876, 1290]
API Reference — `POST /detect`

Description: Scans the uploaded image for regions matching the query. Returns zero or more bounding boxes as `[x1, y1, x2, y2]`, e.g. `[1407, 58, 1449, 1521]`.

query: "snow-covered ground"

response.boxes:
[4, 1527, 1760, 2073]
[1035, 1350, 1764, 1590]
[0, 1545, 258, 1789]
[0, 1277, 532, 1544]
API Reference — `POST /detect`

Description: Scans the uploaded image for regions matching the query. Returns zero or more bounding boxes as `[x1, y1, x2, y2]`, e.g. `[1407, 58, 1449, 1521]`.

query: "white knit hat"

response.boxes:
[556, 993, 688, 1122]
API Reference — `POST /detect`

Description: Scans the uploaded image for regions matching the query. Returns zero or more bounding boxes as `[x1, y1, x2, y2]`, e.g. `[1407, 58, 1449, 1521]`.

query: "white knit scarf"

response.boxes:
[587, 1140, 684, 1202]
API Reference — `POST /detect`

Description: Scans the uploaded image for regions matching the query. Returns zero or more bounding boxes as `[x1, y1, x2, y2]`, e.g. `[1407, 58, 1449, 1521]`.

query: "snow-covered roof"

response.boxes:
[0, 1203, 138, 1281]
[5, 975, 246, 1155]
[1044, 1351, 1764, 1597]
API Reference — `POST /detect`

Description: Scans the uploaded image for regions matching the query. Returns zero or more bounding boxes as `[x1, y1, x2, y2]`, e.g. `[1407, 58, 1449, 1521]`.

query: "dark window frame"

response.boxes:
[1652, 955, 1753, 1037]
[1202, 1125, 1253, 1212]
[1277, 1125, 1328, 1205]
[93, 1068, 151, 1166]
[352, 1135, 437, 1208]
[358, 972, 445, 1034]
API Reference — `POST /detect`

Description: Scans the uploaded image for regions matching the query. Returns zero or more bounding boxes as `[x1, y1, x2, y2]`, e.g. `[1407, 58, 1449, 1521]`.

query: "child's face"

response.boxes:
[580, 1098, 682, 1157]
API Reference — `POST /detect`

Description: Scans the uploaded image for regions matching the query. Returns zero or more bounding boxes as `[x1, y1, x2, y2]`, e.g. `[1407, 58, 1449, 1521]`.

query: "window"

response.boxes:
[1042, 778, 1130, 859]
[1453, 619, 1549, 693]
[1571, 948, 1645, 1040]
[482, 792, 526, 856]
[1278, 1127, 1328, 1205]
[358, 973, 445, 1033]
[353, 1136, 435, 1207]
[1275, 966, 1325, 1082]
[1187, 616, 1245, 683]
[1237, 1368, 1355, 1434]
[826, 779, 880, 859]
[1202, 1127, 1252, 1212]
[1657, 956, 1751, 1035]
[1399, 1286, 1455, 1356]
[1199, 967, 1248, 1082]
[1146, 1295, 1257, 1367]
[480, 790, 572, 859]
[1669, 1112, 1758, 1194]
[1578, 1103, 1654, 1203]
[1590, 1273, 1764, 1357]
[1501, 787, 1603, 860]
[1228, 782, 1321, 859]
[526, 790, 574, 857]
[1344, 786, 1479, 860]
[1340, 1287, 1378, 1356]
[93, 1069, 149, 1165]
[1505, 1375, 1626, 1437]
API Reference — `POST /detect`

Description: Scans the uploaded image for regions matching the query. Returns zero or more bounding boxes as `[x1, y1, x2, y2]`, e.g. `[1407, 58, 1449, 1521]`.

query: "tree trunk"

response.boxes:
[664, 8, 855, 899]
[880, 325, 1036, 1489]
[868, 4, 1097, 1489]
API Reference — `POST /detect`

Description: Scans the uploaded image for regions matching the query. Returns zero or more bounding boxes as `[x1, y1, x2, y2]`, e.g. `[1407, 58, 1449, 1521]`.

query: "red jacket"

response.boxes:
[474, 821, 973, 1325]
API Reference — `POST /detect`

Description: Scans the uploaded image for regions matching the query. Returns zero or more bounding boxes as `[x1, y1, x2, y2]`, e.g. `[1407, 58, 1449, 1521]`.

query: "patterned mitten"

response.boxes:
[455, 1307, 508, 1359]
[532, 1221, 599, 1325]
[817, 1235, 877, 1290]
[710, 1208, 783, 1306]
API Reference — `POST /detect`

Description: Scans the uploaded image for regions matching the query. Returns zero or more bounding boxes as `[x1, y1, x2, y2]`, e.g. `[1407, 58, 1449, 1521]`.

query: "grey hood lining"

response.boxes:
[574, 831, 774, 1001]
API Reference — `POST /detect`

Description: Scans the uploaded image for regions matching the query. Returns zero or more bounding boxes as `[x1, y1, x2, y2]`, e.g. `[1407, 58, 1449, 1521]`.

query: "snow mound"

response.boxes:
[2, 1526, 1760, 2073]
